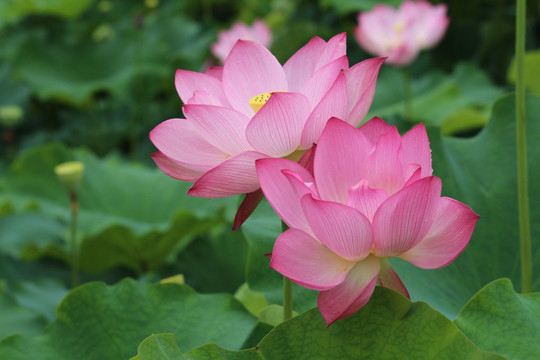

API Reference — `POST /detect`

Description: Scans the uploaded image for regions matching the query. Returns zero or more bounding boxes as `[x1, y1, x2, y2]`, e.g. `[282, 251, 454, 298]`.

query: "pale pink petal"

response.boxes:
[187, 90, 222, 106]
[300, 72, 348, 149]
[314, 118, 372, 203]
[223, 40, 287, 116]
[372, 176, 441, 257]
[246, 92, 310, 157]
[252, 19, 273, 48]
[183, 104, 253, 155]
[301, 195, 373, 261]
[318, 255, 380, 326]
[404, 164, 422, 186]
[233, 189, 264, 230]
[205, 66, 223, 80]
[315, 33, 347, 70]
[283, 36, 327, 92]
[378, 258, 410, 299]
[358, 116, 393, 144]
[175, 69, 229, 106]
[151, 152, 205, 182]
[401, 122, 432, 177]
[401, 197, 479, 269]
[298, 145, 316, 176]
[300, 56, 348, 109]
[187, 151, 267, 198]
[256, 158, 315, 234]
[344, 57, 385, 127]
[346, 180, 388, 221]
[149, 119, 228, 167]
[359, 126, 405, 195]
[282, 169, 319, 200]
[270, 228, 355, 291]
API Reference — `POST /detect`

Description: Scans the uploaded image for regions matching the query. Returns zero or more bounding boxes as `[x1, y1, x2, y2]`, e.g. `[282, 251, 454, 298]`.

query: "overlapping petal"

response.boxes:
[256, 158, 315, 234]
[314, 118, 372, 203]
[318, 255, 380, 326]
[401, 123, 432, 177]
[372, 176, 441, 257]
[270, 229, 356, 291]
[346, 180, 388, 222]
[246, 92, 310, 157]
[149, 119, 227, 167]
[401, 197, 479, 269]
[150, 152, 205, 182]
[223, 40, 288, 116]
[301, 195, 373, 261]
[175, 70, 229, 106]
[187, 151, 267, 198]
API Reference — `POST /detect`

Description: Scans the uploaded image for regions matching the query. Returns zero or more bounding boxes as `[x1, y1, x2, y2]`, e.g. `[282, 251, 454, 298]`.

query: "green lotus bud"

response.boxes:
[54, 161, 84, 192]
[0, 105, 23, 127]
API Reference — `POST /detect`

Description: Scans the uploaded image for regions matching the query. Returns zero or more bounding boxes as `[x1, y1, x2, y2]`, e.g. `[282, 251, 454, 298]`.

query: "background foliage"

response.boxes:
[0, 0, 539, 359]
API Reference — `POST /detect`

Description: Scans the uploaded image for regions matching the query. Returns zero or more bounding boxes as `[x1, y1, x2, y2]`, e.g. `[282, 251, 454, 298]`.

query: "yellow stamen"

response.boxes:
[393, 21, 405, 33]
[249, 92, 273, 113]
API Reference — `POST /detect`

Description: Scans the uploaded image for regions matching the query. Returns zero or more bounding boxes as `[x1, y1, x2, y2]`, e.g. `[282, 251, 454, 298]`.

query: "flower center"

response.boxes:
[393, 21, 405, 33]
[249, 92, 273, 113]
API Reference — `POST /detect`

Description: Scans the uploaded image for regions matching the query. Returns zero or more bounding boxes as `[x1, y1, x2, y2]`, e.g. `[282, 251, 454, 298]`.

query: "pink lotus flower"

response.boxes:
[355, 1, 449, 66]
[256, 117, 478, 326]
[212, 19, 273, 63]
[150, 33, 384, 203]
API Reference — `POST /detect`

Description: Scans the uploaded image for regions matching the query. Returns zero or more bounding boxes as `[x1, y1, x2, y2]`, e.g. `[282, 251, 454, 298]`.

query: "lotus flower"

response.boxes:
[150, 33, 384, 204]
[212, 19, 273, 63]
[256, 117, 478, 326]
[355, 0, 449, 66]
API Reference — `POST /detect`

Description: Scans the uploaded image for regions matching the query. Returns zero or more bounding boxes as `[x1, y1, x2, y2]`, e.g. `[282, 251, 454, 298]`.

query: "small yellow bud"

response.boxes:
[160, 274, 185, 285]
[0, 105, 23, 127]
[54, 161, 85, 192]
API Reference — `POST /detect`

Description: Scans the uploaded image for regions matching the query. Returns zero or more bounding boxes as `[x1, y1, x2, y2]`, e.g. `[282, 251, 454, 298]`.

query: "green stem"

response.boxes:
[515, 0, 532, 293]
[70, 191, 79, 288]
[403, 67, 413, 121]
[281, 221, 293, 321]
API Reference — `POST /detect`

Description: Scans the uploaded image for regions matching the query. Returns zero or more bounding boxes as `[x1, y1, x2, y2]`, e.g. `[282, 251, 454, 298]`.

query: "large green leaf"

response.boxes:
[319, 0, 401, 14]
[0, 279, 257, 359]
[12, 4, 210, 105]
[131, 334, 185, 360]
[454, 279, 540, 360]
[0, 287, 46, 340]
[0, 0, 95, 28]
[184, 287, 503, 359]
[0, 143, 236, 273]
[367, 62, 503, 129]
[508, 49, 540, 96]
[390, 93, 540, 317]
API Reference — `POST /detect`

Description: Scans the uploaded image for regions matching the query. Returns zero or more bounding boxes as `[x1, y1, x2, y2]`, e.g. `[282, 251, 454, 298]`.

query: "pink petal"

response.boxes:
[344, 57, 385, 127]
[175, 69, 229, 106]
[256, 158, 316, 234]
[233, 189, 264, 230]
[372, 176, 441, 257]
[315, 32, 347, 70]
[283, 36, 327, 92]
[318, 255, 380, 326]
[314, 118, 372, 203]
[358, 116, 393, 145]
[150, 119, 228, 167]
[270, 228, 356, 291]
[252, 19, 273, 48]
[346, 180, 389, 221]
[187, 151, 267, 198]
[151, 151, 204, 182]
[205, 66, 223, 80]
[223, 40, 288, 116]
[183, 104, 253, 155]
[359, 126, 405, 195]
[187, 90, 223, 106]
[298, 145, 316, 176]
[401, 122, 432, 177]
[401, 197, 479, 269]
[378, 258, 410, 299]
[301, 195, 373, 261]
[300, 56, 348, 109]
[246, 92, 310, 157]
[300, 72, 348, 149]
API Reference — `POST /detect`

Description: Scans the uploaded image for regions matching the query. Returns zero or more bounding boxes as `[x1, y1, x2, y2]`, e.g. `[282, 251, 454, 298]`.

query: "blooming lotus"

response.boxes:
[355, 0, 449, 66]
[256, 117, 478, 326]
[150, 33, 384, 201]
[211, 19, 273, 63]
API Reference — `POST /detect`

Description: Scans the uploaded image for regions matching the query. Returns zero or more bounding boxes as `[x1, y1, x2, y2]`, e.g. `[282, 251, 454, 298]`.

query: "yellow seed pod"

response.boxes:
[54, 161, 85, 192]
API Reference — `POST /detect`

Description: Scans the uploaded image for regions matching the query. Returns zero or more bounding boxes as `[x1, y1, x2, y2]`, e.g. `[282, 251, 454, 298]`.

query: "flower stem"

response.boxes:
[403, 66, 413, 121]
[515, 0, 532, 293]
[281, 221, 293, 321]
[70, 191, 80, 288]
